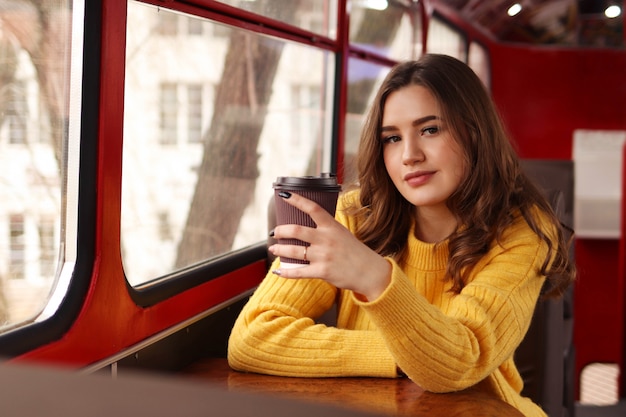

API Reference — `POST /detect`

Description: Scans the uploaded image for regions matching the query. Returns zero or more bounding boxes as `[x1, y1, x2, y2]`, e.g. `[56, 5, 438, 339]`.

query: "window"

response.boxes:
[158, 12, 178, 36]
[350, 0, 423, 61]
[468, 41, 491, 89]
[122, 3, 336, 285]
[426, 15, 467, 61]
[158, 83, 212, 146]
[159, 83, 178, 145]
[157, 211, 173, 241]
[187, 17, 204, 36]
[215, 0, 338, 39]
[7, 82, 28, 145]
[38, 217, 57, 278]
[158, 12, 209, 37]
[9, 215, 25, 280]
[0, 0, 78, 331]
[187, 84, 203, 144]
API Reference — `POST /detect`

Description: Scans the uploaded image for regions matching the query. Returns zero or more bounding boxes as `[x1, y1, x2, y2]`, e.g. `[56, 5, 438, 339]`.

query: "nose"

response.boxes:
[402, 137, 424, 165]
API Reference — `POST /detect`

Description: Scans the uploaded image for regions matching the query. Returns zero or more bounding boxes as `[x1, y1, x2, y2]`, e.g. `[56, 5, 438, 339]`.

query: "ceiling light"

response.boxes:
[605, 5, 621, 18]
[507, 3, 522, 17]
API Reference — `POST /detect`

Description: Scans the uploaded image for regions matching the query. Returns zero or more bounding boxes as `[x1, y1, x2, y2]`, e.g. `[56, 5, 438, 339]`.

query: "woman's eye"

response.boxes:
[382, 135, 401, 144]
[421, 126, 439, 136]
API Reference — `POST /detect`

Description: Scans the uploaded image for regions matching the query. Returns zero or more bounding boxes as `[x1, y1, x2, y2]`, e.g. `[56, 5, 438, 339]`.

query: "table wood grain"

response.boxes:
[183, 357, 524, 417]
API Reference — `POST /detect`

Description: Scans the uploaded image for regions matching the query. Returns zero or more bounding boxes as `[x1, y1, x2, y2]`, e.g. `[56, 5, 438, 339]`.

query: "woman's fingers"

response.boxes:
[270, 191, 392, 300]
[278, 191, 336, 226]
[272, 192, 337, 244]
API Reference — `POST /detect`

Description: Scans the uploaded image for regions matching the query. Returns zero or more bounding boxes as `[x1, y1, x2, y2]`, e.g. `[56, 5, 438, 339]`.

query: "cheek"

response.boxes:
[453, 163, 467, 184]
[382, 148, 399, 178]
[447, 144, 468, 183]
[446, 164, 466, 192]
[382, 147, 391, 169]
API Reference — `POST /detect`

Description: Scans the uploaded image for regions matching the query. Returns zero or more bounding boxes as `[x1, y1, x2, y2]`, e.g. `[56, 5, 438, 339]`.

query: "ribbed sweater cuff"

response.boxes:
[340, 332, 398, 377]
[352, 258, 436, 339]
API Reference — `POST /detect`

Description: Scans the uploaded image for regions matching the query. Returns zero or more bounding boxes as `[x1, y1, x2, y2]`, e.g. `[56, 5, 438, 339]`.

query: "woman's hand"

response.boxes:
[269, 192, 391, 302]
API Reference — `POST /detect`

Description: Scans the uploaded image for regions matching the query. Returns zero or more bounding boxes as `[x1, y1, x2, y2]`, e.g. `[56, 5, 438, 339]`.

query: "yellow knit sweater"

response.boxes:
[228, 192, 550, 417]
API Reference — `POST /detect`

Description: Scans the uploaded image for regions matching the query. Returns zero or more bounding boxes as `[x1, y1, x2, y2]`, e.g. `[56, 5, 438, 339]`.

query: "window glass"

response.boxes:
[468, 41, 491, 89]
[215, 0, 338, 39]
[122, 2, 335, 285]
[342, 57, 390, 185]
[426, 15, 467, 61]
[350, 1, 422, 61]
[0, 0, 78, 328]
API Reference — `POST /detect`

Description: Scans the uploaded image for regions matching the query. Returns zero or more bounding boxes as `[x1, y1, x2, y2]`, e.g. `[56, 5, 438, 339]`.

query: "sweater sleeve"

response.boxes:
[227, 192, 398, 377]
[227, 262, 397, 377]
[354, 217, 548, 393]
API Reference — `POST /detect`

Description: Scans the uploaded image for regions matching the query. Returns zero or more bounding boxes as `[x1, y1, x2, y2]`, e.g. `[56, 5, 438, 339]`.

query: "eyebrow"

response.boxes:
[381, 115, 441, 132]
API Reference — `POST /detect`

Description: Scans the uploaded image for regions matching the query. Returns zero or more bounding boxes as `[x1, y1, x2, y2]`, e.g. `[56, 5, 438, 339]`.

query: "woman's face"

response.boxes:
[381, 84, 466, 212]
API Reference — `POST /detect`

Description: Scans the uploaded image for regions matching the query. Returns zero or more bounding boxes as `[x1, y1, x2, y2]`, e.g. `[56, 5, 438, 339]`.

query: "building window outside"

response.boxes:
[38, 217, 56, 278]
[159, 83, 178, 145]
[187, 84, 203, 143]
[160, 83, 211, 145]
[158, 211, 173, 241]
[9, 215, 25, 280]
[7, 82, 28, 145]
[187, 17, 204, 35]
[158, 12, 178, 36]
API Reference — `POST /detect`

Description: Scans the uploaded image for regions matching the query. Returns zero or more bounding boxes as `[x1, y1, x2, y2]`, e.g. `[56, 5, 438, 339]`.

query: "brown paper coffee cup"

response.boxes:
[273, 173, 341, 269]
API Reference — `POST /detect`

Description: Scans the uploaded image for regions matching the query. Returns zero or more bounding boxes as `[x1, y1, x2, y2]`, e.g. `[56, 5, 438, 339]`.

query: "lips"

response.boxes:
[404, 170, 436, 186]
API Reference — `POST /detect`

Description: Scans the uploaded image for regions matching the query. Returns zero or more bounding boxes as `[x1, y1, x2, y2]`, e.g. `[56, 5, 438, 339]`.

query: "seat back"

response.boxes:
[516, 159, 575, 417]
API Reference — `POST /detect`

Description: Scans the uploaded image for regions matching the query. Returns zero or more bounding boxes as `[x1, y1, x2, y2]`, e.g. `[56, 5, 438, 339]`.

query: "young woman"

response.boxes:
[228, 54, 575, 417]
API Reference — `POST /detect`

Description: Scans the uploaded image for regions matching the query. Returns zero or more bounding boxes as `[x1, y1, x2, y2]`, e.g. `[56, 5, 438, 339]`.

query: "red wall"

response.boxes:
[489, 44, 626, 393]
[490, 46, 626, 159]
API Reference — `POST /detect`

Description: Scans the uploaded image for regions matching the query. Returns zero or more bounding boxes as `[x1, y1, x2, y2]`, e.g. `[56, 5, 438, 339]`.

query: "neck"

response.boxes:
[413, 205, 458, 243]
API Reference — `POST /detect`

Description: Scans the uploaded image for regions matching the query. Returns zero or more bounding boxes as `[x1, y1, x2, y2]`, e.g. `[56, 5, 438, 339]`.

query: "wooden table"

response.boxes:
[0, 360, 378, 417]
[183, 358, 525, 417]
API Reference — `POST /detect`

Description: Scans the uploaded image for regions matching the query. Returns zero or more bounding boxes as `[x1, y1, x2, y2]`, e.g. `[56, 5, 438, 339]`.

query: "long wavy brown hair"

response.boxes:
[347, 54, 575, 298]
